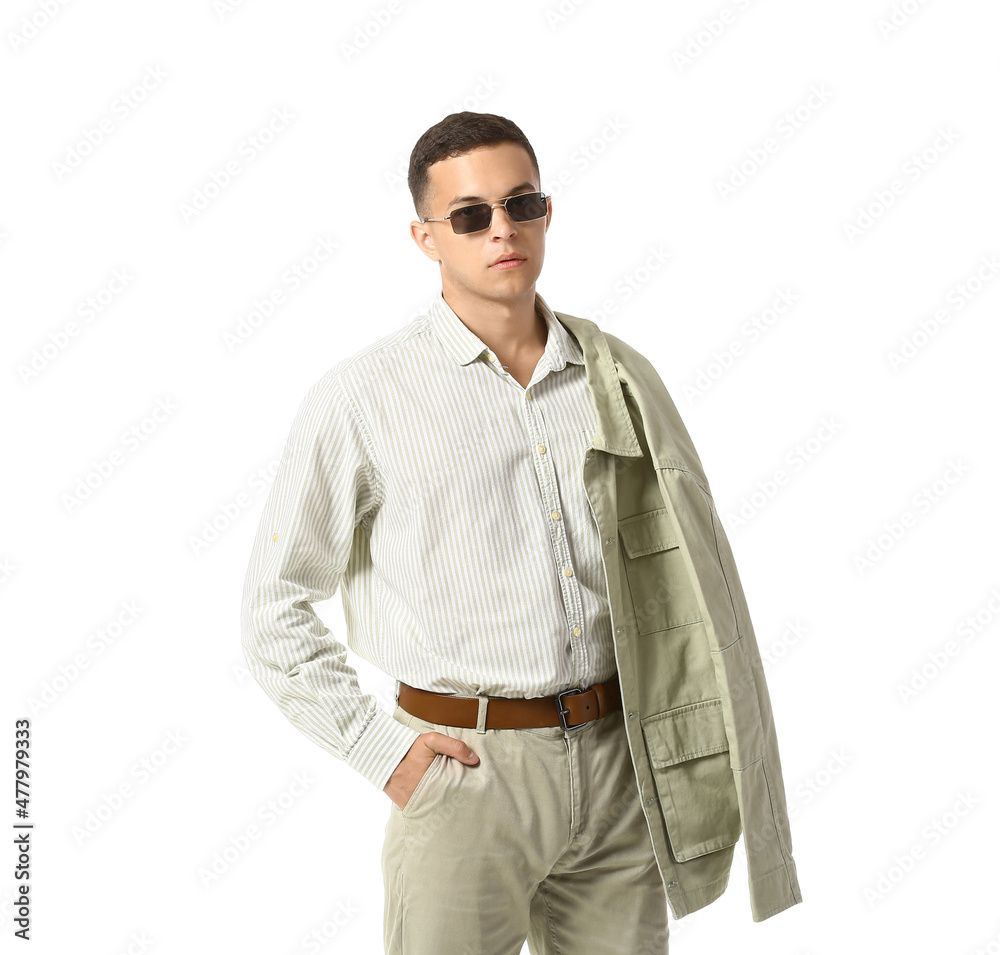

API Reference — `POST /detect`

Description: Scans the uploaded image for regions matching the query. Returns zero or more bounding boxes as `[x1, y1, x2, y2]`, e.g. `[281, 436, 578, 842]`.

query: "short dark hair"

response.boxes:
[408, 111, 540, 221]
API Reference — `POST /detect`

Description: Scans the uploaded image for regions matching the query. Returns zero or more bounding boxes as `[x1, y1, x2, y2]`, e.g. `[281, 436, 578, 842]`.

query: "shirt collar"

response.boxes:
[428, 289, 585, 371]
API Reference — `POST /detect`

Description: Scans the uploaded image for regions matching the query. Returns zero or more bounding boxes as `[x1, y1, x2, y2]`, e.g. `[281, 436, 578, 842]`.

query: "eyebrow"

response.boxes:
[446, 182, 536, 209]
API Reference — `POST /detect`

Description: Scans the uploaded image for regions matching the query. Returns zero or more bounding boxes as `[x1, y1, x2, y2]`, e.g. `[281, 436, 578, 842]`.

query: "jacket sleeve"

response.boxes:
[240, 370, 421, 793]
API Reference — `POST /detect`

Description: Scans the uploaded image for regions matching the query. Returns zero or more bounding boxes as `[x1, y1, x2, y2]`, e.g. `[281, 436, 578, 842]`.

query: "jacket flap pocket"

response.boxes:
[641, 699, 741, 862]
[642, 699, 730, 767]
[618, 507, 678, 558]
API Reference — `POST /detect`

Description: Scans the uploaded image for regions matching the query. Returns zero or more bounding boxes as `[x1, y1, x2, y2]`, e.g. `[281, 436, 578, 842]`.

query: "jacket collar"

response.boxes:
[428, 289, 584, 372]
[552, 310, 642, 458]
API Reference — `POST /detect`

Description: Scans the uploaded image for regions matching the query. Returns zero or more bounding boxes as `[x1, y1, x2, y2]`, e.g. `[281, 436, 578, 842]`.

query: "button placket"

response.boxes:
[522, 384, 589, 678]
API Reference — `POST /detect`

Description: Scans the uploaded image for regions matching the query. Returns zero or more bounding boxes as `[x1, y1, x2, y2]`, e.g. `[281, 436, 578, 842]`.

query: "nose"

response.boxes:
[488, 200, 517, 239]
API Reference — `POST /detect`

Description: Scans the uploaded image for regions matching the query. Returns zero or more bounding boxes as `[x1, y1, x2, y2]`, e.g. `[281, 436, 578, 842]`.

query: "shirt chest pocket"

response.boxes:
[618, 507, 703, 634]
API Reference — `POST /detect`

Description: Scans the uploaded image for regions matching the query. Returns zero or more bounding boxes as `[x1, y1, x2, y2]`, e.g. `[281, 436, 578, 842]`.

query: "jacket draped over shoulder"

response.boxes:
[554, 310, 803, 923]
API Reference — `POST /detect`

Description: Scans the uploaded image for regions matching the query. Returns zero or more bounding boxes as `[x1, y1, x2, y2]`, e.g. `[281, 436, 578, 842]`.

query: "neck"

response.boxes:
[441, 284, 547, 362]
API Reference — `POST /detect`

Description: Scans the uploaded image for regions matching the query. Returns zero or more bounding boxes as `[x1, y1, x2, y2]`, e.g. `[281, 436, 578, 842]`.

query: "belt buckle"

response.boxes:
[556, 686, 589, 733]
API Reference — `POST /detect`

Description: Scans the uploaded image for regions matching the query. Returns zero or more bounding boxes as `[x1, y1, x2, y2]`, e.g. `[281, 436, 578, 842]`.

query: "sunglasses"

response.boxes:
[421, 191, 549, 235]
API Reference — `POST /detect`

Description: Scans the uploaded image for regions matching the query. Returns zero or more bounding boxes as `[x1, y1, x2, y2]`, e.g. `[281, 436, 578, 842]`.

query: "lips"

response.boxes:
[490, 255, 525, 269]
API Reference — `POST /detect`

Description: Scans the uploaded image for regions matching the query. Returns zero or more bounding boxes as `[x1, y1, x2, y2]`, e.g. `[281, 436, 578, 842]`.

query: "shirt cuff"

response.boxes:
[345, 706, 423, 793]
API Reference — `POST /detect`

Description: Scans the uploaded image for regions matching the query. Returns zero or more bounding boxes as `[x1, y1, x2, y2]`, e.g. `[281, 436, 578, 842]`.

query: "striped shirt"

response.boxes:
[240, 289, 617, 793]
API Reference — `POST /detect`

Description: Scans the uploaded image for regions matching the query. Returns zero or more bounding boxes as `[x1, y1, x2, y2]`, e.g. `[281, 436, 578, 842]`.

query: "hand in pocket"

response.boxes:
[383, 731, 479, 811]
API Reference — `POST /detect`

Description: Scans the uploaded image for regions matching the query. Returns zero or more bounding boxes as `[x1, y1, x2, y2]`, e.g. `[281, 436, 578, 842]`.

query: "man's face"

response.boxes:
[410, 141, 552, 307]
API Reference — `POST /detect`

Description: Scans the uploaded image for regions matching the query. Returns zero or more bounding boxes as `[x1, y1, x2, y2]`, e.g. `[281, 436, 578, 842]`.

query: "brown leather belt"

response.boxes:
[397, 675, 622, 732]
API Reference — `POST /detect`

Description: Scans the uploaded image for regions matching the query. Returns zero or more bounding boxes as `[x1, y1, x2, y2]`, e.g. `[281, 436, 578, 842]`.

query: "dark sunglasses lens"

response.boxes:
[451, 203, 491, 234]
[507, 193, 547, 221]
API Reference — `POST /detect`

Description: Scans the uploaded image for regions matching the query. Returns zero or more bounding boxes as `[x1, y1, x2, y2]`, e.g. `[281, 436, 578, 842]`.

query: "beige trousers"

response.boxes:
[381, 696, 669, 954]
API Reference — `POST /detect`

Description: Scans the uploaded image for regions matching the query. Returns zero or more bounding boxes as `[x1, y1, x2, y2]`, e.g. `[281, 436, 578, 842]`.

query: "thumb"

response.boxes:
[440, 736, 479, 764]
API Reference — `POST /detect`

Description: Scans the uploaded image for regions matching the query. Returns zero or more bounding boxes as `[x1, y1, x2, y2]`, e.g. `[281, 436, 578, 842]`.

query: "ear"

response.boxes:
[410, 220, 440, 261]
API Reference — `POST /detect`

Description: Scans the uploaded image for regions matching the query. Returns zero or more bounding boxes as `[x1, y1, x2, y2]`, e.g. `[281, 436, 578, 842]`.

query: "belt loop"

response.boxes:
[476, 694, 489, 734]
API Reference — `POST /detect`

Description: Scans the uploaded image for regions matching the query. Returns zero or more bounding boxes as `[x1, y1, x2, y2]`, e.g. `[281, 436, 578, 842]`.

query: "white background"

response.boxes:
[3, 0, 999, 952]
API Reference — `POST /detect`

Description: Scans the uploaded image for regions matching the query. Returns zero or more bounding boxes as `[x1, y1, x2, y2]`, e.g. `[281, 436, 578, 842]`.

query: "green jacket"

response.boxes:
[555, 309, 803, 923]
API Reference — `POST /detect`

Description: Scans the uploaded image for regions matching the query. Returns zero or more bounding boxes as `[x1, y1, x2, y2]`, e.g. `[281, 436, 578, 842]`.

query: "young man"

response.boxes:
[241, 112, 801, 954]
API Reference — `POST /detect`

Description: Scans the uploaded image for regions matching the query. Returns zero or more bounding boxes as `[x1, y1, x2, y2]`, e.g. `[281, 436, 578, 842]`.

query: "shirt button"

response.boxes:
[563, 567, 573, 578]
[488, 353, 497, 362]
[550, 510, 561, 521]
[537, 444, 547, 454]
[572, 626, 581, 636]
[526, 391, 532, 400]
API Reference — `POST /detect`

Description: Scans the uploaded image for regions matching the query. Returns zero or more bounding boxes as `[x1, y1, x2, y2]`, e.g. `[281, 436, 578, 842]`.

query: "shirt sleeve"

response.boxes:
[240, 370, 421, 793]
